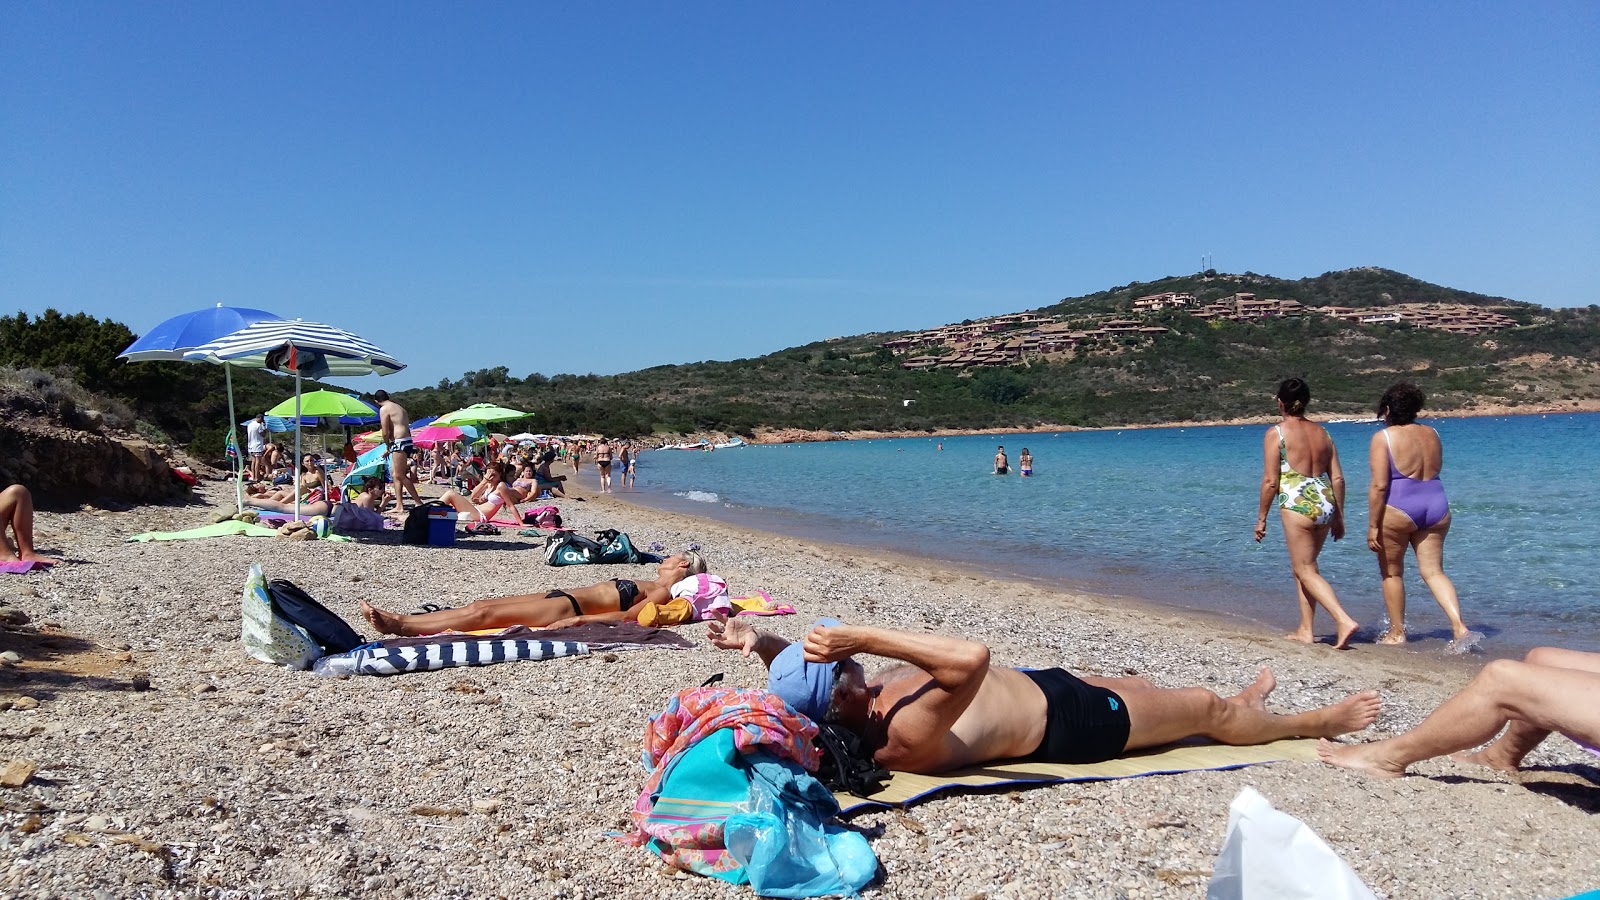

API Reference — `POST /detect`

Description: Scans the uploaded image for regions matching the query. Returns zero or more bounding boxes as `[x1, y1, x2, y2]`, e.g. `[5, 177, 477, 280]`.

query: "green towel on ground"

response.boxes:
[127, 521, 283, 542]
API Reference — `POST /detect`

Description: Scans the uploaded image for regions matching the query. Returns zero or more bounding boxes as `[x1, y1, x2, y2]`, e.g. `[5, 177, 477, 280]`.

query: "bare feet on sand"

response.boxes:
[1229, 668, 1277, 710]
[359, 600, 404, 635]
[1318, 690, 1382, 737]
[1378, 630, 1407, 645]
[12, 552, 55, 566]
[1317, 737, 1406, 778]
[1449, 747, 1519, 773]
[1333, 618, 1360, 650]
[1284, 630, 1315, 644]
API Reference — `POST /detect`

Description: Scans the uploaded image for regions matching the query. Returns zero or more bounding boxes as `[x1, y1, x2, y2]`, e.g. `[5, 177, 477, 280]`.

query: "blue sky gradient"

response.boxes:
[4, 3, 1596, 389]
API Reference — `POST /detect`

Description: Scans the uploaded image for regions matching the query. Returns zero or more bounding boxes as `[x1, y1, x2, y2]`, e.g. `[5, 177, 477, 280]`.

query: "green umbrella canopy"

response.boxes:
[432, 403, 529, 426]
[264, 390, 379, 419]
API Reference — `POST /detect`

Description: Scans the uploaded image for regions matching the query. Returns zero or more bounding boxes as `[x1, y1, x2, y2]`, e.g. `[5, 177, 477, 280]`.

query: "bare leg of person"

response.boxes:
[1122, 682, 1380, 752]
[1287, 579, 1316, 644]
[360, 594, 573, 635]
[1452, 647, 1600, 771]
[1281, 511, 1359, 648]
[1319, 657, 1600, 778]
[0, 485, 53, 564]
[1376, 512, 1413, 644]
[1410, 517, 1468, 641]
[437, 490, 483, 522]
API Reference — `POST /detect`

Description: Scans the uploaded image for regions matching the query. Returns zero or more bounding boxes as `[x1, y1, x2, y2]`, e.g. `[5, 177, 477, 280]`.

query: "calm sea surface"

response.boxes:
[616, 413, 1600, 655]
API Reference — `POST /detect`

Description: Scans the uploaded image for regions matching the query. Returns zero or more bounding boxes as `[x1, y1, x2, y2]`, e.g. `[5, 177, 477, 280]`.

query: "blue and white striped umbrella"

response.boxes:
[182, 319, 405, 376]
[186, 319, 404, 520]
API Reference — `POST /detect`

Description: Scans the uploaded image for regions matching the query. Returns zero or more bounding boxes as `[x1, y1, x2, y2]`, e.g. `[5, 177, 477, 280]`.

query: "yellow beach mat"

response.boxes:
[834, 738, 1319, 814]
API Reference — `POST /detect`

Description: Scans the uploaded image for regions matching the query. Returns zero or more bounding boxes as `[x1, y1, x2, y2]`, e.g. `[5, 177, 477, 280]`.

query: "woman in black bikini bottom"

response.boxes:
[360, 553, 706, 636]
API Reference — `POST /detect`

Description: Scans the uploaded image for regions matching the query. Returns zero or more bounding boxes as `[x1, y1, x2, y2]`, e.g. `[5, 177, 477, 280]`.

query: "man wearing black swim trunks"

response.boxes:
[376, 390, 424, 511]
[708, 620, 1381, 775]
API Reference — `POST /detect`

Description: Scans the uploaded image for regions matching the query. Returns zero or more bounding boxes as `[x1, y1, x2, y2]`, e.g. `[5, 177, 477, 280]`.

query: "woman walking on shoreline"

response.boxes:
[1255, 378, 1360, 649]
[1367, 382, 1474, 648]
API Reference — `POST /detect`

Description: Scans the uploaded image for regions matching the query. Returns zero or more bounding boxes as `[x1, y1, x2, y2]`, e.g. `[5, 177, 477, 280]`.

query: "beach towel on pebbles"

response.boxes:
[314, 637, 588, 676]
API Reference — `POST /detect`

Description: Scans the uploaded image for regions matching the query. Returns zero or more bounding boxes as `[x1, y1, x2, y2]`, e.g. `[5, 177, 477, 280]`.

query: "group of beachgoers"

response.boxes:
[992, 445, 1034, 476]
[1255, 378, 1474, 651]
[354, 549, 1597, 784]
[234, 391, 643, 523]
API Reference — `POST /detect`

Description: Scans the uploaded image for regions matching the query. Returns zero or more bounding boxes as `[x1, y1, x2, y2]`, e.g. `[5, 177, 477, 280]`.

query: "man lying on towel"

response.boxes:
[707, 618, 1381, 775]
[360, 551, 708, 635]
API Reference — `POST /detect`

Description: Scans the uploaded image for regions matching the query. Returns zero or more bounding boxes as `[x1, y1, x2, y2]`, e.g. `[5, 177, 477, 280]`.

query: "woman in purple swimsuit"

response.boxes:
[1367, 383, 1471, 646]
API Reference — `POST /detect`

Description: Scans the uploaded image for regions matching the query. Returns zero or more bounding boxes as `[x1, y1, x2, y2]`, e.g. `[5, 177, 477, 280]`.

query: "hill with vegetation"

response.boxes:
[394, 268, 1600, 436]
[5, 269, 1599, 461]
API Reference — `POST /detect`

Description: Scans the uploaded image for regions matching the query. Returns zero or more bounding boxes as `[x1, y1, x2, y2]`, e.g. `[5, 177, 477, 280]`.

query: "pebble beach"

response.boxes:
[1, 478, 1595, 899]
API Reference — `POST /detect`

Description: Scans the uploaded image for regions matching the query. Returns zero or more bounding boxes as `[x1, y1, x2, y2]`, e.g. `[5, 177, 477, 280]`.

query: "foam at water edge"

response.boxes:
[674, 490, 720, 503]
[1445, 631, 1486, 655]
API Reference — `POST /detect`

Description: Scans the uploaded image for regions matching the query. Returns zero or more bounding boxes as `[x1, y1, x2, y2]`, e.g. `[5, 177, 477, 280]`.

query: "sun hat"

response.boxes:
[766, 618, 843, 720]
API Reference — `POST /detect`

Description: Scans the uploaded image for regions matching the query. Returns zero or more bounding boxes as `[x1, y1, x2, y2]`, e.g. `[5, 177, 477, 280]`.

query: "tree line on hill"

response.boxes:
[4, 269, 1597, 461]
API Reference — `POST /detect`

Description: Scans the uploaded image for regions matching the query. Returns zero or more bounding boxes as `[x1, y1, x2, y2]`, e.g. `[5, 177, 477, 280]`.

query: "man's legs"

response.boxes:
[391, 450, 424, 508]
[0, 485, 52, 564]
[1320, 649, 1600, 777]
[1117, 673, 1380, 752]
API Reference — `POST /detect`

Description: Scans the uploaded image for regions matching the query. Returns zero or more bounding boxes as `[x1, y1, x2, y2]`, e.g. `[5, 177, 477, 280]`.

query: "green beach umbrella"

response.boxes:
[264, 390, 379, 420]
[432, 403, 529, 426]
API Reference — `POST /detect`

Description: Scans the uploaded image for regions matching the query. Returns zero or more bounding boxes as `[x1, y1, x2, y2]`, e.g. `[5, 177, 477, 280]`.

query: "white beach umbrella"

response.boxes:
[185, 319, 405, 520]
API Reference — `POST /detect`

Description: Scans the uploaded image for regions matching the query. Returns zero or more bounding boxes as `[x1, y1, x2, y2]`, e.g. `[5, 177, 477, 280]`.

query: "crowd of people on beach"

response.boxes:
[230, 392, 644, 524]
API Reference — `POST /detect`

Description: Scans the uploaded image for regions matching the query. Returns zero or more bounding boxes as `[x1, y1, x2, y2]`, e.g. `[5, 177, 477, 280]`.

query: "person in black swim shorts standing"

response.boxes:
[707, 620, 1381, 774]
[360, 551, 708, 635]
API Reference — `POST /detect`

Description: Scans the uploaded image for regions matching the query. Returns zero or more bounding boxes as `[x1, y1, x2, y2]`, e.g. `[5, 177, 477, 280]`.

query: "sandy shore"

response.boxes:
[0, 477, 1595, 898]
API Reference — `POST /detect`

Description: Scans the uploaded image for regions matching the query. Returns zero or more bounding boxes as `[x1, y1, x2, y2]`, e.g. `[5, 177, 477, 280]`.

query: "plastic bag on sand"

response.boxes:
[239, 563, 320, 671]
[1206, 787, 1376, 900]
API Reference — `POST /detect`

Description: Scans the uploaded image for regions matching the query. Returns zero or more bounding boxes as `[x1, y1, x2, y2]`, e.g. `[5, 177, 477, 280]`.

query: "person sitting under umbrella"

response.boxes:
[360, 551, 709, 635]
[434, 462, 524, 525]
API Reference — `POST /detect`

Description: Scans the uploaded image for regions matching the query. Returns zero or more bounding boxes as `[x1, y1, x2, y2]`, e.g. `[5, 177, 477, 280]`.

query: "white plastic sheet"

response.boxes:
[1207, 787, 1377, 900]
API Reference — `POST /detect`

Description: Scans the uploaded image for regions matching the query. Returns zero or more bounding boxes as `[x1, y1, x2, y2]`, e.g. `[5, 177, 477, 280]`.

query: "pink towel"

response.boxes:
[0, 560, 47, 574]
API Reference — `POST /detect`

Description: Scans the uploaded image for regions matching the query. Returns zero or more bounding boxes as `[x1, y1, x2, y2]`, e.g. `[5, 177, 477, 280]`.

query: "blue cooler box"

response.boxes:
[427, 508, 459, 546]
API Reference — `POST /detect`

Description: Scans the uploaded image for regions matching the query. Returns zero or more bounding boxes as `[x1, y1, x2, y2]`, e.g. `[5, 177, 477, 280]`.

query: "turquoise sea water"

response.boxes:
[617, 413, 1600, 655]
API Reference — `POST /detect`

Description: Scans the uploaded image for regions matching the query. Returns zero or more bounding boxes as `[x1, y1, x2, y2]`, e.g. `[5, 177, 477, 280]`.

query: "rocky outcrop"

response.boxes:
[0, 422, 189, 509]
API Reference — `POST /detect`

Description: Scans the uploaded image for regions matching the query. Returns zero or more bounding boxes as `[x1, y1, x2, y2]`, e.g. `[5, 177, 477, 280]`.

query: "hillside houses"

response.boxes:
[1315, 303, 1517, 334]
[897, 317, 1171, 370]
[1190, 292, 1305, 321]
[887, 291, 1521, 371]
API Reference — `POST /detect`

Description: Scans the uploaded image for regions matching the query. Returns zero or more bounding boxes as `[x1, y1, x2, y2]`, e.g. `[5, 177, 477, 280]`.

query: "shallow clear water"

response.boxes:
[621, 413, 1600, 654]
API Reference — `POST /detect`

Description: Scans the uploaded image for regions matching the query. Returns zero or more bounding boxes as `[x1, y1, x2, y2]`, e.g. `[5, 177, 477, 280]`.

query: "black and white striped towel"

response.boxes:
[343, 639, 589, 676]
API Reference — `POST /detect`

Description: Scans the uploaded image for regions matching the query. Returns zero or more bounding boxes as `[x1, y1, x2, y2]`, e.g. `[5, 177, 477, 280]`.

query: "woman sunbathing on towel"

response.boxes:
[244, 485, 331, 517]
[360, 550, 709, 636]
[248, 454, 321, 502]
[435, 462, 523, 524]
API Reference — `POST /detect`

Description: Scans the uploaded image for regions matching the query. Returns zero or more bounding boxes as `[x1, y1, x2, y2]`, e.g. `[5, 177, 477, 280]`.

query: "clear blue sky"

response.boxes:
[4, 3, 1596, 391]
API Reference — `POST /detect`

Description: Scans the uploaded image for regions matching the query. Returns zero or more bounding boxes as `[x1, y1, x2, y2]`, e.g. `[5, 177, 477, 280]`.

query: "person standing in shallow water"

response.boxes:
[1254, 378, 1360, 650]
[1367, 382, 1473, 647]
[1019, 448, 1033, 477]
[994, 445, 1009, 475]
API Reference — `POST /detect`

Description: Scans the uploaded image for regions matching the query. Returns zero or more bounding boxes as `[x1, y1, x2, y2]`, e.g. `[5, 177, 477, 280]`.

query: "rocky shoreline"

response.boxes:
[0, 479, 1595, 898]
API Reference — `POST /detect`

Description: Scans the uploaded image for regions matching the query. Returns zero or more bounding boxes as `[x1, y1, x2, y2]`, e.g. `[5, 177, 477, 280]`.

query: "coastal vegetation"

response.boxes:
[4, 269, 1598, 459]
[396, 268, 1600, 436]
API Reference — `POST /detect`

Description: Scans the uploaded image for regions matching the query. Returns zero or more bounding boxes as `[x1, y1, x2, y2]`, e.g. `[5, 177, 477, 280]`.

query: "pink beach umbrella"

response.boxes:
[409, 425, 468, 448]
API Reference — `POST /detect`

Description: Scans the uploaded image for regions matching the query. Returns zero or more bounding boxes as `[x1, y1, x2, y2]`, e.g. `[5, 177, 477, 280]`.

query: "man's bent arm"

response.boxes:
[812, 625, 990, 691]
